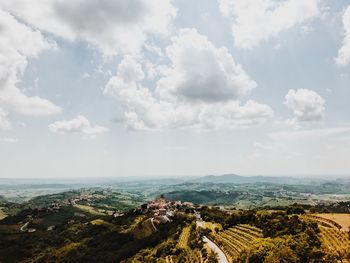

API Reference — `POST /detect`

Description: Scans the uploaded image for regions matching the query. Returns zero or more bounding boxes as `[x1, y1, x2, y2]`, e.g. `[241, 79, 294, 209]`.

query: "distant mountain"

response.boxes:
[189, 174, 327, 185]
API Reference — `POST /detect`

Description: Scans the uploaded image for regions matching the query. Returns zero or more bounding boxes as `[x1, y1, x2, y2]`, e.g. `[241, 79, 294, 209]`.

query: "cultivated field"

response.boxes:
[301, 213, 350, 261]
[314, 213, 350, 231]
[319, 226, 350, 257]
[176, 226, 201, 263]
[74, 204, 105, 216]
[211, 224, 263, 262]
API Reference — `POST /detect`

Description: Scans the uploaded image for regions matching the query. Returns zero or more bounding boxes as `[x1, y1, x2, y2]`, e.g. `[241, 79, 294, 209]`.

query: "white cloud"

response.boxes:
[105, 29, 273, 131]
[49, 115, 108, 135]
[0, 10, 61, 118]
[284, 89, 325, 123]
[0, 0, 176, 56]
[156, 28, 256, 102]
[218, 0, 320, 49]
[335, 5, 350, 66]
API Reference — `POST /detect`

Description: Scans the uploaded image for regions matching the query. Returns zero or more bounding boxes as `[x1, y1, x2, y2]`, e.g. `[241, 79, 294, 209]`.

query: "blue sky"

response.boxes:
[0, 0, 350, 178]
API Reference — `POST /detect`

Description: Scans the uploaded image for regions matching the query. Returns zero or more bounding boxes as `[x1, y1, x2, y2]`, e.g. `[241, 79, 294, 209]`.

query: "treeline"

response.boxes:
[263, 202, 350, 213]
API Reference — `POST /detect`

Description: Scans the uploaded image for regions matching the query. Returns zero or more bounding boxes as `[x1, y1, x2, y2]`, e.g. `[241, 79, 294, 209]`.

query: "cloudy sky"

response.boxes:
[1, 0, 350, 178]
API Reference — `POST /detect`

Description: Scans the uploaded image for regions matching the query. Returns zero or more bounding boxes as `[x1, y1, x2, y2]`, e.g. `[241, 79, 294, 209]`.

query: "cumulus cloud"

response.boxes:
[49, 115, 108, 135]
[284, 89, 325, 123]
[335, 5, 350, 66]
[156, 28, 256, 102]
[0, 0, 176, 56]
[105, 29, 273, 131]
[218, 0, 320, 49]
[0, 10, 61, 119]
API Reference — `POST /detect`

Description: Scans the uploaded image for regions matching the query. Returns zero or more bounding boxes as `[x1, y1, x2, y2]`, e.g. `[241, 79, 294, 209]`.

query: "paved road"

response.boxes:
[150, 218, 157, 231]
[20, 222, 29, 232]
[203, 236, 229, 263]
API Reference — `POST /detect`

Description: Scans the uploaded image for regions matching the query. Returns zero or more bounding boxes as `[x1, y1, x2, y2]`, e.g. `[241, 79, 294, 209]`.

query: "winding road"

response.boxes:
[203, 236, 229, 263]
[150, 218, 157, 231]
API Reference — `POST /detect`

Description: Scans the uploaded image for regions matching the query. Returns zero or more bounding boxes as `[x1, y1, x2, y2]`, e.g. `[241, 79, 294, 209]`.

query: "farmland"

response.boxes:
[74, 204, 106, 216]
[319, 227, 350, 259]
[301, 213, 350, 261]
[0, 180, 350, 262]
[177, 226, 201, 263]
[314, 213, 350, 231]
[209, 224, 263, 261]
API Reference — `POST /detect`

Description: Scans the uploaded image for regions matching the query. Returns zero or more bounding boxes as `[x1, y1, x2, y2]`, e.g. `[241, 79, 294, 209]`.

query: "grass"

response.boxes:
[74, 204, 105, 216]
[132, 217, 156, 239]
[54, 242, 81, 257]
[122, 215, 145, 233]
[90, 219, 115, 230]
[90, 219, 106, 225]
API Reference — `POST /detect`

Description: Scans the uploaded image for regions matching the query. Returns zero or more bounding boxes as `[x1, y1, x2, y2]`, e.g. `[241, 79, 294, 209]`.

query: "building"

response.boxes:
[158, 208, 166, 216]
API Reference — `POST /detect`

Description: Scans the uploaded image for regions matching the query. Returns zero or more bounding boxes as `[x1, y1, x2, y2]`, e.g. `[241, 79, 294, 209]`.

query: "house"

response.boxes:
[113, 212, 124, 218]
[158, 208, 167, 216]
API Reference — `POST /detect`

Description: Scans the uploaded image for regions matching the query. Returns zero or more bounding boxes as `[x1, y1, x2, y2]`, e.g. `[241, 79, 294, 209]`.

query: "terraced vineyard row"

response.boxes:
[319, 226, 350, 260]
[301, 214, 342, 229]
[165, 256, 174, 263]
[177, 226, 191, 248]
[211, 224, 263, 261]
[301, 214, 350, 261]
[176, 226, 201, 263]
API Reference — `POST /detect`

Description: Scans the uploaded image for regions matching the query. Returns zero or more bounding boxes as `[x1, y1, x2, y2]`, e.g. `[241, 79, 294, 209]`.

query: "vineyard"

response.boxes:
[319, 226, 350, 259]
[301, 214, 342, 229]
[165, 256, 174, 263]
[314, 213, 350, 231]
[301, 214, 350, 261]
[177, 226, 191, 249]
[176, 226, 202, 263]
[210, 224, 263, 262]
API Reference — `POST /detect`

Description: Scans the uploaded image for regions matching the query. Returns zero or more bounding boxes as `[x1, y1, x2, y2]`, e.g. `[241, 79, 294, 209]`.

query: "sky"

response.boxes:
[0, 0, 350, 178]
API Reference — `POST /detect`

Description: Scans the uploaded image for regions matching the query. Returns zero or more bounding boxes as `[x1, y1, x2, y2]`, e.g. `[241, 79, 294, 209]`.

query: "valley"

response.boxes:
[0, 175, 350, 262]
